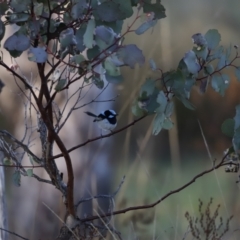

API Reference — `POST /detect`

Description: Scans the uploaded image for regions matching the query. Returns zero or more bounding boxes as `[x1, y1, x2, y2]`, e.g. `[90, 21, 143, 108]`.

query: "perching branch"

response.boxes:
[50, 115, 147, 160]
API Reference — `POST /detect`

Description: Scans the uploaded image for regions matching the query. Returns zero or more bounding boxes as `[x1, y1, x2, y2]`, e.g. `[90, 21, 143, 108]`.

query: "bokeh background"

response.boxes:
[1, 0, 240, 239]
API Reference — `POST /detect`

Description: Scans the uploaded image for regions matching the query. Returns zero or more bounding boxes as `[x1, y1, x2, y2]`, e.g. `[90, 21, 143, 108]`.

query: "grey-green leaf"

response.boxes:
[55, 79, 67, 91]
[28, 46, 47, 63]
[211, 74, 229, 96]
[183, 50, 200, 74]
[26, 169, 33, 177]
[152, 113, 165, 135]
[204, 29, 221, 50]
[135, 19, 157, 35]
[12, 171, 21, 187]
[83, 19, 95, 48]
[162, 118, 174, 130]
[235, 67, 240, 81]
[4, 33, 30, 53]
[117, 44, 145, 68]
[234, 105, 240, 130]
[221, 118, 235, 138]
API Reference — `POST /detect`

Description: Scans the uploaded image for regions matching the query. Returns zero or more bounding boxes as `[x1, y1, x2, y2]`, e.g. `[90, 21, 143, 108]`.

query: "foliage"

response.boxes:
[0, 0, 239, 239]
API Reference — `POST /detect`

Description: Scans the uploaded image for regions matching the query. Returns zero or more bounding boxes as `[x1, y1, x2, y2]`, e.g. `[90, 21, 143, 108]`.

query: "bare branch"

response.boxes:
[81, 154, 228, 222]
[51, 115, 147, 160]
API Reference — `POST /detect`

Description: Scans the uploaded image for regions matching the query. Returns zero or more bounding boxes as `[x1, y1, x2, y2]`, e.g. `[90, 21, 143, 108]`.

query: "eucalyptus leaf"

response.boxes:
[28, 46, 47, 63]
[26, 169, 33, 177]
[132, 99, 147, 117]
[234, 105, 240, 130]
[83, 19, 95, 48]
[149, 59, 157, 71]
[143, 2, 166, 19]
[135, 19, 157, 35]
[4, 31, 30, 55]
[156, 91, 167, 113]
[211, 74, 229, 96]
[105, 73, 123, 83]
[55, 79, 67, 91]
[140, 79, 155, 98]
[221, 118, 235, 138]
[12, 171, 21, 187]
[117, 44, 145, 68]
[235, 67, 240, 82]
[152, 112, 165, 135]
[217, 54, 226, 70]
[162, 118, 174, 130]
[183, 50, 200, 74]
[205, 29, 221, 50]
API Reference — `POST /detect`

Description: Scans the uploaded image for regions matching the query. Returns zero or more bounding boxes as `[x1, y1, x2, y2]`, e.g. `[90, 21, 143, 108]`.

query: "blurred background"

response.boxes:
[1, 0, 240, 239]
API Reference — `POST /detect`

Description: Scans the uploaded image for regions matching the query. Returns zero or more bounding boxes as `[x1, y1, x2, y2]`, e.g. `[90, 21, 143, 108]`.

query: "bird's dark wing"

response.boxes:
[84, 111, 97, 117]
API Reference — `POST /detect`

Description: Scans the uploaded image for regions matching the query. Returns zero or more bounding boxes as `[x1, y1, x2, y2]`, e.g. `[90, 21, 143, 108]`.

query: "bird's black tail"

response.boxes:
[84, 111, 97, 117]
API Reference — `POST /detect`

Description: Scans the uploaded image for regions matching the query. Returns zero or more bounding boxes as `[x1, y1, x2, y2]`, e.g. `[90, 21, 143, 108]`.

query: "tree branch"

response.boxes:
[81, 154, 228, 222]
[50, 115, 147, 160]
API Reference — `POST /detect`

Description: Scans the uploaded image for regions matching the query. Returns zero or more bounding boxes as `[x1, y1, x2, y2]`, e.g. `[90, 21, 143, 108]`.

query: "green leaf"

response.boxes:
[59, 28, 76, 49]
[204, 64, 214, 75]
[176, 94, 195, 110]
[204, 29, 221, 50]
[92, 75, 104, 89]
[217, 54, 226, 70]
[26, 169, 33, 177]
[221, 118, 235, 138]
[105, 74, 123, 83]
[211, 74, 229, 96]
[71, 54, 86, 64]
[28, 154, 34, 165]
[71, 0, 87, 20]
[12, 171, 21, 187]
[165, 102, 174, 117]
[104, 58, 121, 76]
[149, 59, 156, 71]
[156, 91, 167, 113]
[183, 50, 200, 74]
[55, 79, 67, 91]
[192, 46, 208, 60]
[10, 0, 30, 13]
[4, 30, 30, 56]
[75, 25, 87, 52]
[93, 0, 133, 22]
[34, 2, 43, 16]
[152, 113, 165, 135]
[140, 79, 155, 97]
[208, 46, 224, 61]
[132, 99, 147, 117]
[28, 46, 47, 63]
[7, 13, 29, 23]
[3, 157, 12, 166]
[83, 19, 95, 48]
[162, 118, 174, 130]
[117, 44, 145, 68]
[87, 45, 100, 60]
[135, 19, 157, 35]
[143, 2, 166, 19]
[226, 43, 232, 60]
[235, 67, 240, 81]
[192, 33, 207, 46]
